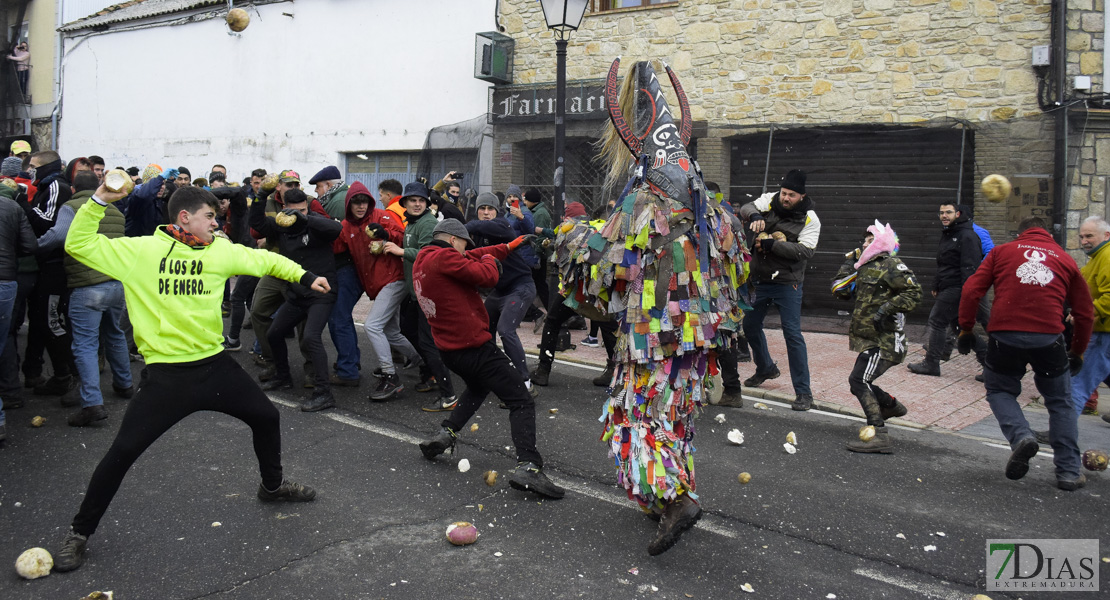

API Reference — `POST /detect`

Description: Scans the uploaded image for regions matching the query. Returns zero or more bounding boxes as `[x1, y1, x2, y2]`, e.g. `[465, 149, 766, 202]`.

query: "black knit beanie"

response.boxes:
[781, 169, 806, 194]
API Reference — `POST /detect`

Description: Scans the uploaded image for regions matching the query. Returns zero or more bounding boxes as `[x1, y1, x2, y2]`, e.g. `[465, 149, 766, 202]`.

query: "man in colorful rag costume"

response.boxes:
[554, 58, 748, 555]
[831, 221, 921, 453]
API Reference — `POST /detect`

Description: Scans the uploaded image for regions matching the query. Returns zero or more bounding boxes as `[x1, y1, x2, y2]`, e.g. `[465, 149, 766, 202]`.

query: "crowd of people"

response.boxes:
[0, 134, 1103, 569]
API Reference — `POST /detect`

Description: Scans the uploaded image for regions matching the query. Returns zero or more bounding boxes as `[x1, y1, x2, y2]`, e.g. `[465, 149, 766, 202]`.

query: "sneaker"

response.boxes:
[423, 395, 458, 412]
[792, 393, 813, 412]
[223, 337, 242, 351]
[257, 479, 317, 502]
[260, 378, 293, 391]
[258, 366, 278, 382]
[974, 372, 985, 383]
[743, 365, 781, 388]
[419, 426, 457, 459]
[1005, 437, 1039, 480]
[34, 375, 75, 396]
[250, 352, 272, 367]
[370, 374, 403, 402]
[301, 390, 335, 412]
[330, 374, 361, 387]
[580, 335, 599, 348]
[907, 360, 941, 376]
[112, 384, 135, 399]
[67, 405, 108, 427]
[508, 462, 565, 499]
[414, 377, 439, 393]
[1057, 473, 1087, 491]
[53, 530, 88, 572]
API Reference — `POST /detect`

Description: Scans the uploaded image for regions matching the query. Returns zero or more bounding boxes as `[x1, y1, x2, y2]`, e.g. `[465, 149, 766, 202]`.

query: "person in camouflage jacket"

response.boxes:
[831, 221, 922, 454]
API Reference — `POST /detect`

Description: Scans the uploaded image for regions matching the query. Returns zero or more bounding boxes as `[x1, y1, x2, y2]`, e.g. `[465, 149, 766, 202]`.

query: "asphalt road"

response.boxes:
[2, 332, 1108, 599]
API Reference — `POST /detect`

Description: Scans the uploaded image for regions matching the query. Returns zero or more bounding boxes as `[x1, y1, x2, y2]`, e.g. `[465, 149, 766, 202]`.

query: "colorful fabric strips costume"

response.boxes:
[554, 59, 748, 553]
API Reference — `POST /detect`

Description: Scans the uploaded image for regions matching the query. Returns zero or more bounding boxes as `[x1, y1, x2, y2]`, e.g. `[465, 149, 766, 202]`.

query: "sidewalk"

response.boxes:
[353, 297, 1110, 439]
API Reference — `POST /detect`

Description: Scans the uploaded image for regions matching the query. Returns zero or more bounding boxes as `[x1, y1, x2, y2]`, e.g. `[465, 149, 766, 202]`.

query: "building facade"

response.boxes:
[55, 0, 497, 191]
[492, 0, 1108, 319]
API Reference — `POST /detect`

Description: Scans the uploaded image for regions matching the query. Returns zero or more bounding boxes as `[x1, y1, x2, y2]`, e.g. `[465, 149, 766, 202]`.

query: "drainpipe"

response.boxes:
[50, 0, 63, 149]
[1051, 0, 1068, 244]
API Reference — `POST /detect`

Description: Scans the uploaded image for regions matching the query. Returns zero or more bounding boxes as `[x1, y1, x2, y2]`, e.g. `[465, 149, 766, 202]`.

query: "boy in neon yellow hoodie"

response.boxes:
[53, 185, 331, 574]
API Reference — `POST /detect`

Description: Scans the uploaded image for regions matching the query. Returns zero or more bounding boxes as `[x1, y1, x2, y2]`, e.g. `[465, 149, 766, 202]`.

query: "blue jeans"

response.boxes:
[486, 280, 537, 379]
[1069, 331, 1110, 416]
[0, 280, 17, 425]
[327, 265, 364, 380]
[984, 332, 1080, 481]
[363, 280, 419, 376]
[69, 281, 132, 408]
[742, 282, 811, 395]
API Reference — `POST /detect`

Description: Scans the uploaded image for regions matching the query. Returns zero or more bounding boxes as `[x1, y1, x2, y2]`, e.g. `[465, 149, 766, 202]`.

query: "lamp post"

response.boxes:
[540, 0, 588, 220]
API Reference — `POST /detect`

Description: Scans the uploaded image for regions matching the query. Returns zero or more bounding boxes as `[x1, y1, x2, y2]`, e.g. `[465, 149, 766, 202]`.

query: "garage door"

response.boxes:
[729, 125, 976, 323]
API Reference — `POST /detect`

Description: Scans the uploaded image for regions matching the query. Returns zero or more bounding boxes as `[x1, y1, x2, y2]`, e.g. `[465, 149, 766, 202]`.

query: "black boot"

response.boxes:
[530, 361, 552, 387]
[647, 495, 703, 556]
[592, 361, 614, 387]
[419, 426, 457, 459]
[301, 389, 335, 412]
[907, 360, 940, 376]
[879, 398, 908, 420]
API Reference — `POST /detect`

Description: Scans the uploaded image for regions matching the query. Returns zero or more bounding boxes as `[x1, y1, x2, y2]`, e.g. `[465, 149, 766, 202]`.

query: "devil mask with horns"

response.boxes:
[604, 57, 700, 208]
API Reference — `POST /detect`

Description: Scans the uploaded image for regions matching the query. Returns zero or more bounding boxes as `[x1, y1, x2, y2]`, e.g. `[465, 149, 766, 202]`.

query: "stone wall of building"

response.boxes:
[498, 0, 1062, 238]
[1064, 1, 1109, 256]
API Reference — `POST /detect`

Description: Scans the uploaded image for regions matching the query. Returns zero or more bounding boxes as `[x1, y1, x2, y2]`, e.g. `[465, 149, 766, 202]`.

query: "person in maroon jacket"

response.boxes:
[333, 182, 423, 401]
[413, 219, 564, 499]
[958, 216, 1094, 491]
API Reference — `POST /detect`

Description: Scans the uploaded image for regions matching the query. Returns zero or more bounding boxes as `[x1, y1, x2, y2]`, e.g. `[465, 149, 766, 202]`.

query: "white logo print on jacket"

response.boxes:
[1016, 249, 1054, 287]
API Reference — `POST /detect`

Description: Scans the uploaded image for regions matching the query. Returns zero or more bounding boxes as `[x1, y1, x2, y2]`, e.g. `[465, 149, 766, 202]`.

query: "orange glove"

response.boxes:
[507, 235, 527, 250]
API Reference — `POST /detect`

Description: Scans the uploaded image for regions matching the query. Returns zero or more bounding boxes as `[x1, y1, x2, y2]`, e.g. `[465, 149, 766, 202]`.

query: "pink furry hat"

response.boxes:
[854, 220, 899, 269]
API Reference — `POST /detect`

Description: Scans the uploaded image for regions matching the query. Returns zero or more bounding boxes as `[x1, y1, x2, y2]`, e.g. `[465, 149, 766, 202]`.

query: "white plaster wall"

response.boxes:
[58, 0, 496, 178]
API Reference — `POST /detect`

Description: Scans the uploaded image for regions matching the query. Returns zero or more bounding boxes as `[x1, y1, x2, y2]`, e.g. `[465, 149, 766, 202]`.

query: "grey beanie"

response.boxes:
[505, 184, 522, 198]
[1, 156, 22, 177]
[432, 218, 474, 248]
[475, 192, 500, 212]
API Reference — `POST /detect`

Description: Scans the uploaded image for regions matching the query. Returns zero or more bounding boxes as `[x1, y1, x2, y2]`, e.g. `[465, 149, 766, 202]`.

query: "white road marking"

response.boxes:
[852, 567, 967, 600]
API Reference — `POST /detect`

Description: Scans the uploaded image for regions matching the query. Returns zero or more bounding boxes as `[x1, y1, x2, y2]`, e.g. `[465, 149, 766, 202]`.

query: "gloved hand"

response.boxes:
[364, 223, 386, 239]
[487, 256, 503, 275]
[507, 234, 540, 250]
[957, 330, 975, 355]
[161, 168, 179, 181]
[275, 208, 303, 228]
[758, 237, 775, 253]
[1068, 352, 1083, 376]
[871, 304, 895, 332]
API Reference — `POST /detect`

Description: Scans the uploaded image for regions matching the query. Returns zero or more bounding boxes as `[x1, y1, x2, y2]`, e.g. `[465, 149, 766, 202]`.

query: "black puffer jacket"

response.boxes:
[0, 186, 38, 280]
[739, 191, 822, 285]
[249, 196, 341, 302]
[933, 206, 982, 292]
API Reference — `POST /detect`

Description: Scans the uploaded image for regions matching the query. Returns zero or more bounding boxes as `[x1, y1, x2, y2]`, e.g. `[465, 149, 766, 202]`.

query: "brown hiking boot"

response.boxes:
[647, 495, 702, 555]
[846, 428, 894, 454]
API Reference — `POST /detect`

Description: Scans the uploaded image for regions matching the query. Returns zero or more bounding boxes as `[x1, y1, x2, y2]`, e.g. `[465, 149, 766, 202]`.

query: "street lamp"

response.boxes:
[540, 0, 588, 220]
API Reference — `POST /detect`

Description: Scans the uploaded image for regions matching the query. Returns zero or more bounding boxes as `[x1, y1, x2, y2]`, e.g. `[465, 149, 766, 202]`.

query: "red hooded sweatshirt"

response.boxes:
[333, 181, 406, 298]
[959, 227, 1094, 355]
[412, 240, 510, 352]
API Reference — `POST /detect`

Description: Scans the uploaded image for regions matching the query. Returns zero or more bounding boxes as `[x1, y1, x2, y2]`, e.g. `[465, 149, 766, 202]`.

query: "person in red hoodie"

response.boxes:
[413, 219, 563, 499]
[958, 216, 1094, 491]
[333, 182, 423, 401]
